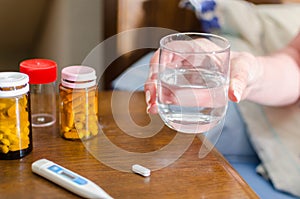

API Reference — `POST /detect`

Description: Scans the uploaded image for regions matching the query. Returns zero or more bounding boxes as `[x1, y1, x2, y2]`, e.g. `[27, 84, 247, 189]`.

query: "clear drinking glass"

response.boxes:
[157, 32, 230, 134]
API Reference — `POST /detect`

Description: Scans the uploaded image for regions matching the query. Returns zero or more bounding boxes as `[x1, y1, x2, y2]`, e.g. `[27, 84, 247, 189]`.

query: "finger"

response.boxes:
[144, 50, 160, 114]
[228, 56, 251, 102]
[144, 78, 157, 114]
[161, 41, 191, 66]
[148, 50, 160, 79]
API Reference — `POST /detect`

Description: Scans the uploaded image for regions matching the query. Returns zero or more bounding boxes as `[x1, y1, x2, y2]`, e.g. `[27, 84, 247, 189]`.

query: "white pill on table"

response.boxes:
[132, 164, 151, 177]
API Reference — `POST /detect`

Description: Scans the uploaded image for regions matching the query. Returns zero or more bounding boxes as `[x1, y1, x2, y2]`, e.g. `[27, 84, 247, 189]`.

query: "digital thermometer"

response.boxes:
[32, 159, 113, 199]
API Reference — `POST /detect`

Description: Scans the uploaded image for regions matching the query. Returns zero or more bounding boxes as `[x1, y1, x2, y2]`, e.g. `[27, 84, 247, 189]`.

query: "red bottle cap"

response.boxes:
[20, 59, 57, 84]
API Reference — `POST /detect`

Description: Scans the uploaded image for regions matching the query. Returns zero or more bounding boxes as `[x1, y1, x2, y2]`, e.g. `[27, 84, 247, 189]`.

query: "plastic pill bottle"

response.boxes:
[20, 59, 57, 127]
[0, 72, 32, 159]
[59, 66, 99, 140]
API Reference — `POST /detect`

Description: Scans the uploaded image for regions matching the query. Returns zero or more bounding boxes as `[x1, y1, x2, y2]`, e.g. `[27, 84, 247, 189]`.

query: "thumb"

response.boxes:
[144, 50, 160, 114]
[229, 53, 253, 102]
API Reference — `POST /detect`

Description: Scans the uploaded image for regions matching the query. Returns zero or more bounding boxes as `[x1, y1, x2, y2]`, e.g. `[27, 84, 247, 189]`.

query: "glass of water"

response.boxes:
[157, 32, 230, 134]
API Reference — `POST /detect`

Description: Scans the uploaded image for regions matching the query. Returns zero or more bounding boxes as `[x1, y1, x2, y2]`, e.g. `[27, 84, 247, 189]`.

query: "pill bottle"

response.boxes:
[20, 59, 57, 127]
[0, 72, 32, 159]
[59, 66, 99, 140]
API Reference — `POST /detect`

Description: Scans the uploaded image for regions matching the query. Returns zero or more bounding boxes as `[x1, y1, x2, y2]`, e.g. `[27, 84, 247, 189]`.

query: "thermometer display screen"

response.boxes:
[60, 171, 76, 180]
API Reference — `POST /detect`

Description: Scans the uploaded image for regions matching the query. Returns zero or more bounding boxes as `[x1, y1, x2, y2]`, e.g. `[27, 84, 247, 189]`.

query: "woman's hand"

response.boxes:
[228, 51, 263, 103]
[145, 39, 300, 113]
[144, 50, 263, 114]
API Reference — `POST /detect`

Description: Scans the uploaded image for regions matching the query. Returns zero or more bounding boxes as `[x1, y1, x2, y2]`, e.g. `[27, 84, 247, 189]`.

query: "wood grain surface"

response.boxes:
[0, 91, 258, 199]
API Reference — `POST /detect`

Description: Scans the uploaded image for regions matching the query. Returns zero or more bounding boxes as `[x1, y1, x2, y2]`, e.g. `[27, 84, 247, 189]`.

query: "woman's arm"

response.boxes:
[230, 32, 300, 106]
[145, 33, 300, 114]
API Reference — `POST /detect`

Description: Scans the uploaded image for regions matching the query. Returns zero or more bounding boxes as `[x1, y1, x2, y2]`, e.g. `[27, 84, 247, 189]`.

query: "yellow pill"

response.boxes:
[0, 125, 9, 133]
[0, 98, 14, 107]
[89, 124, 98, 136]
[10, 137, 20, 145]
[19, 96, 28, 107]
[75, 113, 85, 122]
[75, 122, 84, 130]
[64, 129, 80, 139]
[7, 104, 16, 118]
[73, 104, 87, 114]
[20, 122, 29, 131]
[62, 126, 70, 133]
[63, 102, 72, 113]
[21, 127, 30, 137]
[66, 112, 74, 128]
[0, 112, 7, 119]
[1, 138, 10, 146]
[10, 143, 28, 151]
[78, 129, 90, 138]
[0, 118, 15, 127]
[20, 114, 29, 126]
[65, 92, 83, 102]
[9, 145, 20, 151]
[0, 102, 7, 110]
[0, 145, 9, 153]
[21, 139, 29, 147]
[87, 90, 95, 96]
[77, 132, 84, 139]
[88, 96, 96, 105]
[88, 108, 96, 115]
[5, 132, 17, 143]
[72, 97, 86, 109]
[88, 115, 98, 123]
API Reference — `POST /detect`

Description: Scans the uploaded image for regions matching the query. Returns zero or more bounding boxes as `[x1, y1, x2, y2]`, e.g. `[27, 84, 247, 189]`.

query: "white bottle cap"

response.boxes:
[61, 66, 96, 89]
[0, 72, 29, 97]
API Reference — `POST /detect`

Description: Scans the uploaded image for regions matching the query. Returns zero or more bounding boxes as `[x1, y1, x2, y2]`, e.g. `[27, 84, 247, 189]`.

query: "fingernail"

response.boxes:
[146, 104, 151, 114]
[145, 90, 151, 104]
[147, 103, 158, 114]
[145, 90, 151, 114]
[233, 90, 241, 103]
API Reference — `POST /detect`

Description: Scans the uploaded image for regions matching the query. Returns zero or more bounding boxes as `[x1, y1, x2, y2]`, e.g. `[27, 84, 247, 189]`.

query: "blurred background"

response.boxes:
[0, 0, 101, 72]
[0, 0, 284, 89]
[0, 0, 202, 89]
